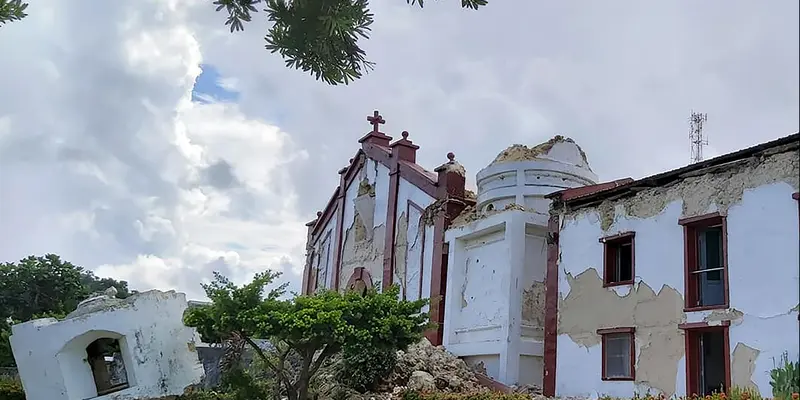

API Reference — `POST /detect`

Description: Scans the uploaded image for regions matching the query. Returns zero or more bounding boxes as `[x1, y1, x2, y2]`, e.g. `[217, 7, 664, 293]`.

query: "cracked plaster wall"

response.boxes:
[521, 232, 547, 340]
[10, 290, 203, 400]
[554, 150, 799, 399]
[395, 178, 435, 303]
[338, 160, 388, 291]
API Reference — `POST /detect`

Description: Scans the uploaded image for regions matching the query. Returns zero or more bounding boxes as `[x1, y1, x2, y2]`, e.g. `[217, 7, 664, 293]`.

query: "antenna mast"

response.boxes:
[689, 111, 708, 163]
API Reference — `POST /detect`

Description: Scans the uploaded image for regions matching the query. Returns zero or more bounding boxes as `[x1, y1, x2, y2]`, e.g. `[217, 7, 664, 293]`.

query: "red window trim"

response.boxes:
[599, 231, 636, 288]
[597, 327, 636, 381]
[679, 212, 729, 312]
[679, 321, 731, 395]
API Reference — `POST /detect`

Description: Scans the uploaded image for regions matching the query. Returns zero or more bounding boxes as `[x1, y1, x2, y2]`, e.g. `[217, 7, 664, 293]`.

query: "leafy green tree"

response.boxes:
[2, 0, 487, 85]
[184, 270, 429, 400]
[0, 254, 133, 367]
[0, 0, 26, 26]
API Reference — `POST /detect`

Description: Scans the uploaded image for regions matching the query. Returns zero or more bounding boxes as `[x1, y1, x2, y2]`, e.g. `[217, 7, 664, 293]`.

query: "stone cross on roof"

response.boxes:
[367, 110, 385, 133]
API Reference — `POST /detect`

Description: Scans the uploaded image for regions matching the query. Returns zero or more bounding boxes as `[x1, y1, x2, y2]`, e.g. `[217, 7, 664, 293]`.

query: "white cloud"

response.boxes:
[0, 0, 796, 301]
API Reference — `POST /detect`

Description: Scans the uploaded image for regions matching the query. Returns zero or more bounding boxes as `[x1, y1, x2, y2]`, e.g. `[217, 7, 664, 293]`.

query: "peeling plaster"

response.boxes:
[394, 212, 408, 292]
[559, 268, 685, 396]
[731, 343, 761, 392]
[571, 149, 800, 230]
[340, 193, 384, 290]
[522, 281, 546, 339]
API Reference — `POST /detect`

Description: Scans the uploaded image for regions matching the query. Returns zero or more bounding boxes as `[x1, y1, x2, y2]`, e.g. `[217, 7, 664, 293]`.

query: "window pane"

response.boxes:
[604, 334, 632, 378]
[699, 270, 725, 306]
[701, 227, 722, 271]
[697, 226, 724, 306]
[618, 243, 632, 281]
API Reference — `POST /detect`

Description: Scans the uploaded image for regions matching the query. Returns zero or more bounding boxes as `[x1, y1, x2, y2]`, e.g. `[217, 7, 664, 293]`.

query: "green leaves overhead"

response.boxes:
[212, 0, 487, 85]
[0, 0, 27, 26]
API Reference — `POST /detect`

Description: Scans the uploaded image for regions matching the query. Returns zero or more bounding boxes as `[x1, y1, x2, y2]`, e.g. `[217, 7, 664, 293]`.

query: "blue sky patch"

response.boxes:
[192, 64, 240, 104]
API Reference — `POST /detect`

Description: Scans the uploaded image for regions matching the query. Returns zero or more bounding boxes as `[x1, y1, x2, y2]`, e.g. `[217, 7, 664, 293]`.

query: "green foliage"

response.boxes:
[184, 270, 429, 400]
[0, 254, 133, 368]
[211, 0, 488, 85]
[770, 352, 800, 400]
[0, 0, 27, 26]
[400, 391, 530, 400]
[0, 376, 25, 400]
[337, 343, 397, 392]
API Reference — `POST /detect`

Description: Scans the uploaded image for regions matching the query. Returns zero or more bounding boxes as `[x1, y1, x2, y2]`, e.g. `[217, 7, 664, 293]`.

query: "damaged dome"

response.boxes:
[491, 135, 592, 171]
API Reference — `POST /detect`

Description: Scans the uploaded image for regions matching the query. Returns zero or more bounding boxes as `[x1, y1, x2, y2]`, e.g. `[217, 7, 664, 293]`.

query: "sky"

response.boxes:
[0, 0, 797, 301]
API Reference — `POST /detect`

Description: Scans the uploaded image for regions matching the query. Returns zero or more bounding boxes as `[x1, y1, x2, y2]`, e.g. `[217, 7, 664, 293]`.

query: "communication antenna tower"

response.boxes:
[689, 111, 708, 163]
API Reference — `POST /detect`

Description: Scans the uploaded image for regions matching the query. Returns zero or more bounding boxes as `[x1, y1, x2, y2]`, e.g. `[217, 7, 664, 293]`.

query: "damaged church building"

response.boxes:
[302, 111, 799, 398]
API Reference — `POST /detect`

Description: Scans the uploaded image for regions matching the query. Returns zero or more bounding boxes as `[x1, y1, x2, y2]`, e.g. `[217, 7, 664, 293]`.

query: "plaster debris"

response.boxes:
[451, 202, 528, 227]
[491, 135, 588, 165]
[316, 339, 492, 400]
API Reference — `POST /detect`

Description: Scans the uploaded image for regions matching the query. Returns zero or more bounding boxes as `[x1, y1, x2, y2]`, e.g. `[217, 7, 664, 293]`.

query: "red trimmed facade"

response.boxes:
[302, 111, 471, 346]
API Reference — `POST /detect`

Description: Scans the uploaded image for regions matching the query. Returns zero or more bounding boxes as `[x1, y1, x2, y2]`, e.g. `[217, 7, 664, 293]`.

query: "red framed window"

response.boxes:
[598, 327, 635, 381]
[680, 213, 729, 311]
[600, 232, 635, 287]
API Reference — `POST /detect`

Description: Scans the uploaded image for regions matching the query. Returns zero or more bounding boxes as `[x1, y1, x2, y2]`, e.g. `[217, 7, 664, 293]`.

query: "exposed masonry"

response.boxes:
[521, 281, 546, 340]
[566, 147, 799, 230]
[491, 135, 590, 168]
[394, 212, 408, 293]
[559, 268, 686, 396]
[451, 203, 526, 227]
[340, 178, 384, 290]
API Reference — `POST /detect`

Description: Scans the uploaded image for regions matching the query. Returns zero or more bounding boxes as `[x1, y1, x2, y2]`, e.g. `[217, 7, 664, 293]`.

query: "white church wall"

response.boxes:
[10, 290, 203, 400]
[554, 150, 799, 399]
[395, 177, 435, 300]
[338, 159, 388, 290]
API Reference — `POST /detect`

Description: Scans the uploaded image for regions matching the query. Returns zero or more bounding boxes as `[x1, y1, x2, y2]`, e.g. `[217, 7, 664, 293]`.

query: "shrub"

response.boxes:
[770, 352, 800, 400]
[400, 391, 530, 400]
[337, 343, 397, 392]
[0, 377, 25, 400]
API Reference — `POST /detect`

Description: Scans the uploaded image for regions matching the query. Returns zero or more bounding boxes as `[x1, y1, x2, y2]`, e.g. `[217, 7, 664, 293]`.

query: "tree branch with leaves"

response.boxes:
[0, 0, 27, 26]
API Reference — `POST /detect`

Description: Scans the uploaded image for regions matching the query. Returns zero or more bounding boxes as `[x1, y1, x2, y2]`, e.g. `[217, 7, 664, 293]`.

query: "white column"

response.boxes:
[498, 215, 525, 385]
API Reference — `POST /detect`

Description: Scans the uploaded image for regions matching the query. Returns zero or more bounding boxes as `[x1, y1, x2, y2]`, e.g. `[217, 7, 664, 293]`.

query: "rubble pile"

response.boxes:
[316, 339, 493, 399]
[381, 339, 487, 394]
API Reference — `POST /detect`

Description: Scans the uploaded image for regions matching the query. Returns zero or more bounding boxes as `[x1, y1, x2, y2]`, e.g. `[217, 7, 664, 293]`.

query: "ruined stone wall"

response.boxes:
[554, 148, 800, 398]
[10, 290, 204, 400]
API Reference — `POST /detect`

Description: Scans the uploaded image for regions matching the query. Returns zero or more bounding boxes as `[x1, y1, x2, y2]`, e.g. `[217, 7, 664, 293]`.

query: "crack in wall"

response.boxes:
[566, 149, 799, 230]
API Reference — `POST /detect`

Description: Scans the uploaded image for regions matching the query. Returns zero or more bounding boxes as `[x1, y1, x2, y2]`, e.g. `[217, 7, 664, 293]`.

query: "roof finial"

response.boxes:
[447, 152, 455, 162]
[401, 131, 409, 139]
[367, 110, 385, 133]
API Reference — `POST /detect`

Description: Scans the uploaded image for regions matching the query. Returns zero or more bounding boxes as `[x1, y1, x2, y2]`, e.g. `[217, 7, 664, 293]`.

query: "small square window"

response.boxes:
[600, 232, 635, 286]
[598, 327, 635, 381]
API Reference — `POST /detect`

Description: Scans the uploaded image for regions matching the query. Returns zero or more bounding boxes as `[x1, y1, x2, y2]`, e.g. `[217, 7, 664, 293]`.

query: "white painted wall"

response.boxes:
[443, 210, 549, 386]
[10, 290, 204, 400]
[396, 177, 435, 300]
[555, 181, 800, 398]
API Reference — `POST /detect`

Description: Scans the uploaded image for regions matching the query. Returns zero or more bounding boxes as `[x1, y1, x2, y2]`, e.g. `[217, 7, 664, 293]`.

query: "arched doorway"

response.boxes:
[57, 330, 135, 399]
[346, 267, 373, 296]
[86, 338, 130, 396]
